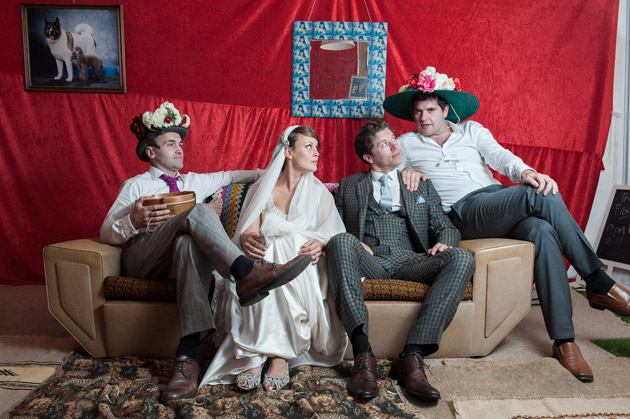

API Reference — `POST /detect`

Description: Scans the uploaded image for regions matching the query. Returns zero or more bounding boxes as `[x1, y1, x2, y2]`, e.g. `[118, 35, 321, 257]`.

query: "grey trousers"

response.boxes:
[326, 232, 474, 352]
[451, 184, 603, 340]
[123, 204, 243, 338]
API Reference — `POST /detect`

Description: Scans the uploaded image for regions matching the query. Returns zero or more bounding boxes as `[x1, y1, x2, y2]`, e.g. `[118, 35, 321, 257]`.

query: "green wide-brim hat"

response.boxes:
[383, 88, 480, 123]
[136, 126, 188, 162]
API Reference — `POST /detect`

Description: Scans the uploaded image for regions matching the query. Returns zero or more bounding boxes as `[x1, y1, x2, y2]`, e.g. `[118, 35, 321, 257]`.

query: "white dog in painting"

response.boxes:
[44, 17, 97, 82]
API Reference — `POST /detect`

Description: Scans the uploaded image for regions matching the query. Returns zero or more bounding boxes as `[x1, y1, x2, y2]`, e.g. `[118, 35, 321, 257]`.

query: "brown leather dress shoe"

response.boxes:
[160, 355, 200, 403]
[552, 342, 593, 382]
[586, 284, 630, 316]
[348, 352, 378, 399]
[390, 352, 440, 400]
[236, 255, 311, 306]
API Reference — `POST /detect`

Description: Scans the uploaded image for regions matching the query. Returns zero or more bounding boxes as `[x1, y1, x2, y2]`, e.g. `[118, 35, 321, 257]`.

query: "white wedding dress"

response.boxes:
[199, 194, 348, 386]
[199, 126, 347, 387]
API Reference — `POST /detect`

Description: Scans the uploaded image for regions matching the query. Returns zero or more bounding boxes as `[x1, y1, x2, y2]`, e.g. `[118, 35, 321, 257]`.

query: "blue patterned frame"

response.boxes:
[291, 21, 388, 118]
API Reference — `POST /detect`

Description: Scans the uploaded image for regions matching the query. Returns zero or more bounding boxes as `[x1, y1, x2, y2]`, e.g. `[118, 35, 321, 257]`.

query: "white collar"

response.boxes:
[370, 168, 398, 182]
[149, 165, 182, 180]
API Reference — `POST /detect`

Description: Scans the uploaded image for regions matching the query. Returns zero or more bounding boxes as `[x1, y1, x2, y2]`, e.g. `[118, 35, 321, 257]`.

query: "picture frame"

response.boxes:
[291, 21, 388, 119]
[348, 75, 368, 99]
[21, 3, 126, 94]
[594, 185, 630, 271]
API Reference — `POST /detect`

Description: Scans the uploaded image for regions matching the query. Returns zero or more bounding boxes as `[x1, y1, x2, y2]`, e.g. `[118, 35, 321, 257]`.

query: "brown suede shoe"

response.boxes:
[160, 355, 200, 403]
[552, 342, 593, 382]
[586, 284, 630, 316]
[348, 352, 378, 399]
[236, 255, 311, 306]
[390, 352, 441, 400]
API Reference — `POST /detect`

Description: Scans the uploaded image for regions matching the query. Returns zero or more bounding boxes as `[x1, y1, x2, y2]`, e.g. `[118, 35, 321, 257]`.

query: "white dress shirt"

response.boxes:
[370, 169, 401, 211]
[397, 120, 533, 212]
[100, 165, 261, 245]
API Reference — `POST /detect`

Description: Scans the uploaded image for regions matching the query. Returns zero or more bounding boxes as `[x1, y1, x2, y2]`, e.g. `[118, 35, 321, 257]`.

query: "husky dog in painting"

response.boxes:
[44, 17, 96, 82]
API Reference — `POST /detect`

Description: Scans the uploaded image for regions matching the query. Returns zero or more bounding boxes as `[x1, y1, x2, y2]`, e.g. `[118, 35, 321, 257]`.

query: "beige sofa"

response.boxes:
[43, 183, 534, 360]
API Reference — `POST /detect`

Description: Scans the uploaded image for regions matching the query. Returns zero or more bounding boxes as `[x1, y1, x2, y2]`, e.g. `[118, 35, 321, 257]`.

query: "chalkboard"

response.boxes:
[595, 185, 630, 269]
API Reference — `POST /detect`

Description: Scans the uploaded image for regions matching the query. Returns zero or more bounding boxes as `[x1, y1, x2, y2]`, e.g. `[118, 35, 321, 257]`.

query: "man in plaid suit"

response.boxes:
[326, 120, 475, 400]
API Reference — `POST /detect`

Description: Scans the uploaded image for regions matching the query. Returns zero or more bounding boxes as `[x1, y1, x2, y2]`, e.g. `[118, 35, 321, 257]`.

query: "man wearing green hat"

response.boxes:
[383, 66, 630, 383]
[101, 102, 311, 402]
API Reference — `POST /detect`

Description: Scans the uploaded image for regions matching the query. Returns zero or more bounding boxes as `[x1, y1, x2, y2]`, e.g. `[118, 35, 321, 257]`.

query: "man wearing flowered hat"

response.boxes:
[383, 67, 630, 383]
[100, 102, 311, 403]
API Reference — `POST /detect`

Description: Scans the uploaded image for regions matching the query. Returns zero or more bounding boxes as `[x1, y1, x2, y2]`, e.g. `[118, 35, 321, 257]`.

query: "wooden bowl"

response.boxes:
[143, 191, 196, 215]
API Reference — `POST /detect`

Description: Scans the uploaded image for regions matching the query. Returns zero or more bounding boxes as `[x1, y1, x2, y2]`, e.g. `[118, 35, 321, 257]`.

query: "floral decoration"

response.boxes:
[130, 102, 190, 140]
[398, 66, 461, 94]
[142, 101, 190, 131]
[130, 115, 147, 141]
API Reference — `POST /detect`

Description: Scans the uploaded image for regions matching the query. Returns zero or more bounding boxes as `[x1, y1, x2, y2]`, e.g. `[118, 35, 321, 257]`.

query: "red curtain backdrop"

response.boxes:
[0, 0, 618, 285]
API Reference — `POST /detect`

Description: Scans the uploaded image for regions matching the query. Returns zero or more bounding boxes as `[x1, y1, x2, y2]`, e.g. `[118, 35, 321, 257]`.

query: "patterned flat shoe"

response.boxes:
[263, 363, 290, 391]
[236, 366, 262, 391]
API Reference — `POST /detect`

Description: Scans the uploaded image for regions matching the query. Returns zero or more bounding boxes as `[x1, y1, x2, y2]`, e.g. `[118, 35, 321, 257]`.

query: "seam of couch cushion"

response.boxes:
[103, 276, 472, 302]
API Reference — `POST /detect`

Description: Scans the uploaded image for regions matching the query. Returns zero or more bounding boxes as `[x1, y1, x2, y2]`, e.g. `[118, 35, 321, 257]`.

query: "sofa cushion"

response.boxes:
[103, 276, 472, 302]
[364, 279, 473, 301]
[103, 276, 177, 301]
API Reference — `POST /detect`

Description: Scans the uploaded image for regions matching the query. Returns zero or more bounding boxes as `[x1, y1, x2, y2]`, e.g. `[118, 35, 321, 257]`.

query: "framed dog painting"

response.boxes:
[21, 3, 126, 94]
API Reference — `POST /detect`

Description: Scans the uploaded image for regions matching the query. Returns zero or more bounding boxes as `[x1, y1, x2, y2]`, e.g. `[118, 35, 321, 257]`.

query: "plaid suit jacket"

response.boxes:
[335, 171, 460, 252]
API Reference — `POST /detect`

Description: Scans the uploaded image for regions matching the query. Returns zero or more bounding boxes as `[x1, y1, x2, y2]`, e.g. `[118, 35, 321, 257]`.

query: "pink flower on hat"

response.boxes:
[399, 67, 461, 93]
[417, 72, 437, 92]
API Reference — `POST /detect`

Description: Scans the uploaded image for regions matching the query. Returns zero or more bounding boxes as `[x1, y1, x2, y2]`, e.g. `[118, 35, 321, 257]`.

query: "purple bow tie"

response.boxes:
[159, 174, 180, 192]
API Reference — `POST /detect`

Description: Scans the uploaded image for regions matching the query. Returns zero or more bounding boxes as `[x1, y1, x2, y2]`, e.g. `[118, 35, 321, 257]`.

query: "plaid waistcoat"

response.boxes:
[363, 195, 415, 257]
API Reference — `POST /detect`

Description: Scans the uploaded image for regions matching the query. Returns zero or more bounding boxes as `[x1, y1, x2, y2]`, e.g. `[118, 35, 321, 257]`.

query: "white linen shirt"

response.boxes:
[100, 165, 261, 245]
[370, 169, 401, 211]
[397, 120, 533, 212]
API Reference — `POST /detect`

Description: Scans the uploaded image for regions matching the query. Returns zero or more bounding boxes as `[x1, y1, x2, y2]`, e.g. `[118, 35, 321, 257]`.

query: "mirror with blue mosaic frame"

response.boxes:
[291, 21, 387, 118]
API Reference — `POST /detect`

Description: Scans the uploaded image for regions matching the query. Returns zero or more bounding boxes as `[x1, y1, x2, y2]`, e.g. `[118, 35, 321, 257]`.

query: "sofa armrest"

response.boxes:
[43, 237, 123, 357]
[460, 238, 535, 356]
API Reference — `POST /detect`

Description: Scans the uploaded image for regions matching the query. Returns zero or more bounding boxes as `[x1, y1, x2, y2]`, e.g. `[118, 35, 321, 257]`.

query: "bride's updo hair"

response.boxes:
[287, 125, 320, 148]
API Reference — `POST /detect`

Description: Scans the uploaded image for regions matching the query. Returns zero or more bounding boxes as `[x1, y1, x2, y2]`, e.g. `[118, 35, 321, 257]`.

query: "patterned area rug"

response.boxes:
[4, 351, 424, 418]
[0, 362, 59, 391]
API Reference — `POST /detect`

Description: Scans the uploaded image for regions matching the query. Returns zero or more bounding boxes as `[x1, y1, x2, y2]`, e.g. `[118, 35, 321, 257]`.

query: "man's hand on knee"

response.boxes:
[361, 242, 374, 255]
[521, 169, 558, 196]
[427, 242, 452, 256]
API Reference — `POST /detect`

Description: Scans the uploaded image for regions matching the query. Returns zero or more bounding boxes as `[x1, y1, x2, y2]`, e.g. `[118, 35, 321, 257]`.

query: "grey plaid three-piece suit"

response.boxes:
[326, 171, 475, 351]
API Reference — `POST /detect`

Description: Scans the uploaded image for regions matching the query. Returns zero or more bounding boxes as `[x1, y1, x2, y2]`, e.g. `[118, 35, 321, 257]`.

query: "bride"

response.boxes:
[199, 125, 348, 391]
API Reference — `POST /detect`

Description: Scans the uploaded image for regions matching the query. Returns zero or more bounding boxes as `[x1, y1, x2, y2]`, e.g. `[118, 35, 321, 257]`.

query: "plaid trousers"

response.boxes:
[326, 231, 474, 350]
